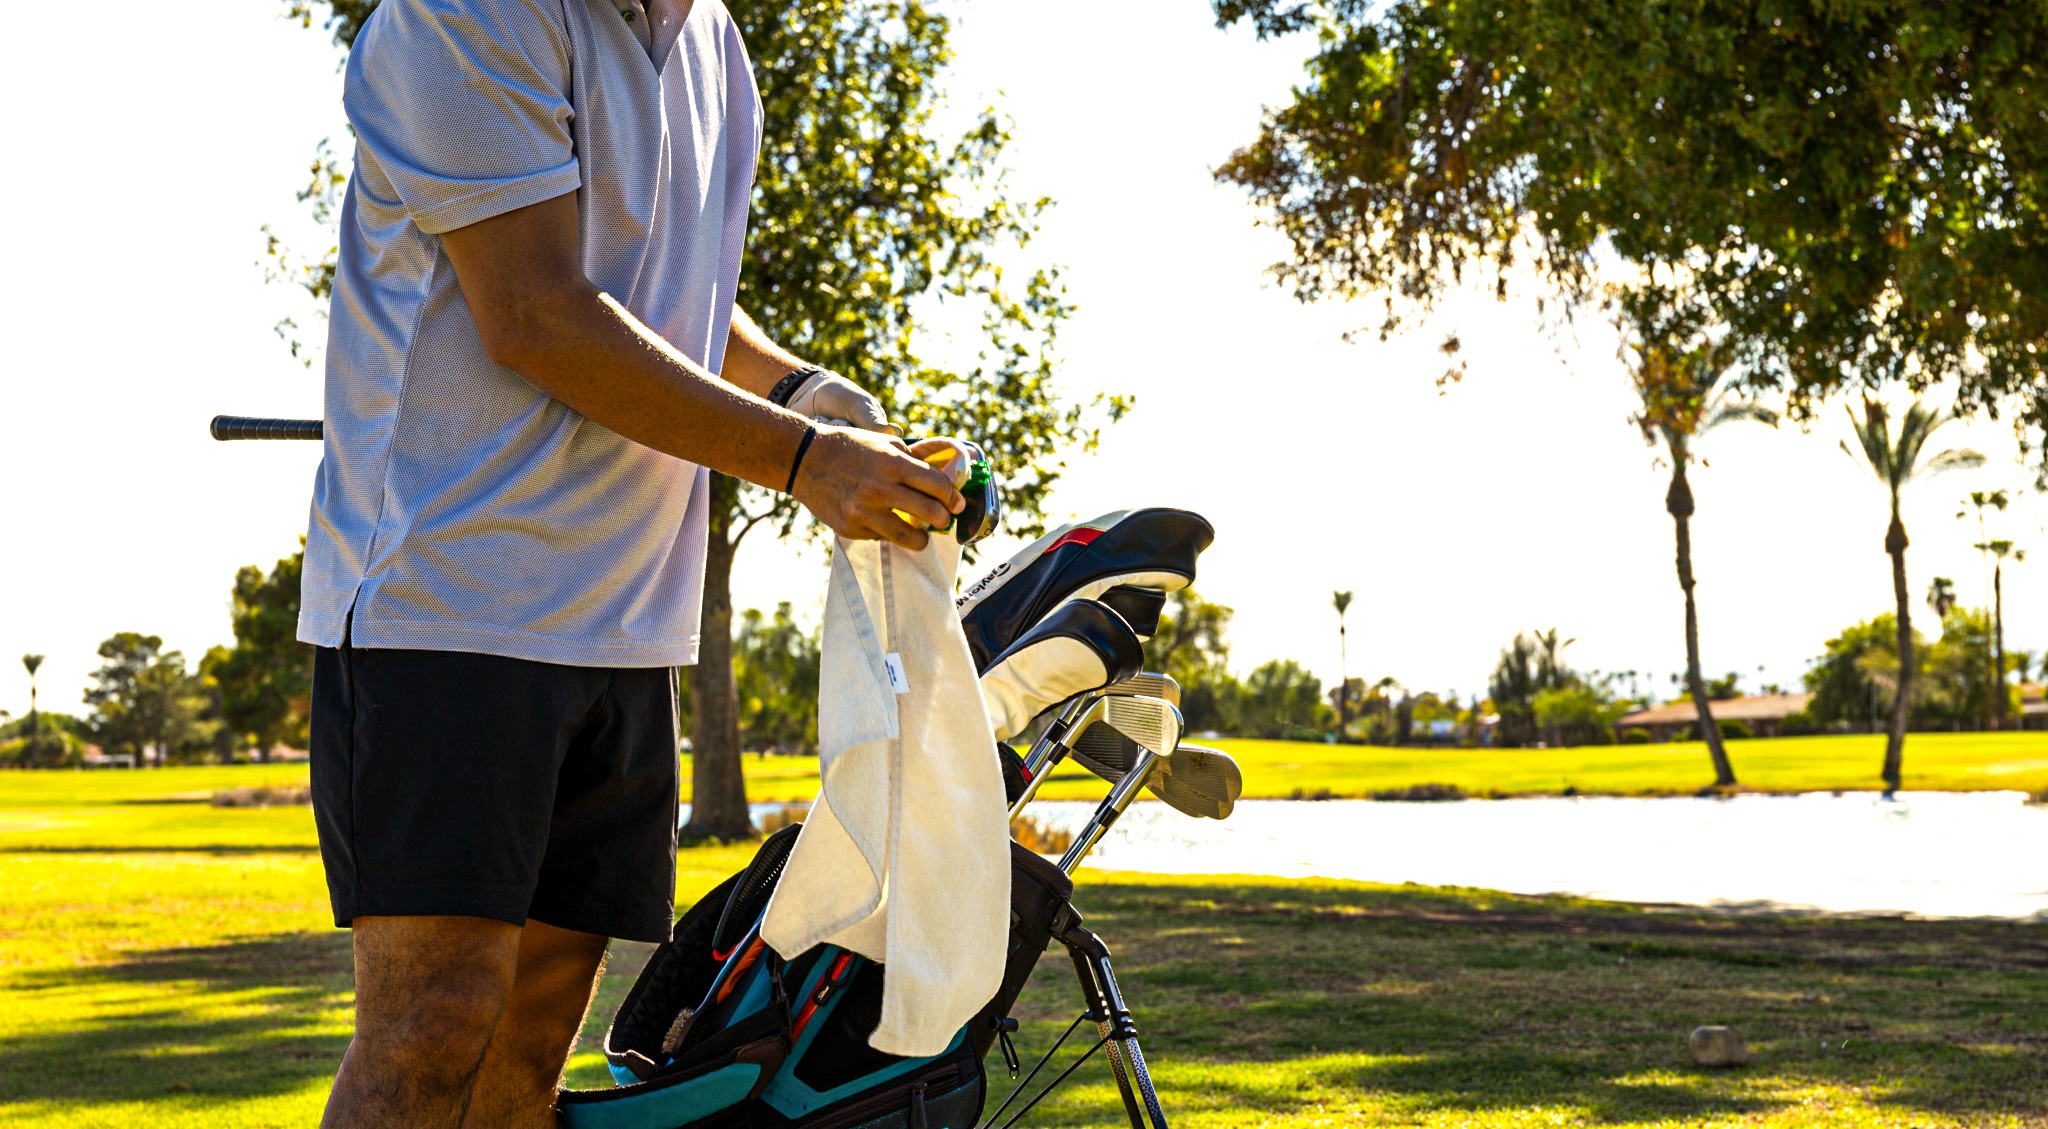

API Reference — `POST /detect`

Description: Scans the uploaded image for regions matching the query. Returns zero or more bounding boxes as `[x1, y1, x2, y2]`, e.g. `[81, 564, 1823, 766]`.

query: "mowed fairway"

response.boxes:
[706, 731, 2048, 803]
[2, 766, 2044, 1127]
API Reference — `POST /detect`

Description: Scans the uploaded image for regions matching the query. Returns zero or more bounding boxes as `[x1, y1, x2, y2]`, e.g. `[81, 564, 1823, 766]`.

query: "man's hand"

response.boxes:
[794, 426, 963, 551]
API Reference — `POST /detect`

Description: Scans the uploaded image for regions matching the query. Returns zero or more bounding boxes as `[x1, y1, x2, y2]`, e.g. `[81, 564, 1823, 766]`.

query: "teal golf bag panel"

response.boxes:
[557, 827, 1075, 1129]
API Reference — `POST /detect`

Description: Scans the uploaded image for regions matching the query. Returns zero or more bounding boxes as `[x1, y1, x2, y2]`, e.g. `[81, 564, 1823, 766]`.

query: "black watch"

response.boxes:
[769, 365, 830, 408]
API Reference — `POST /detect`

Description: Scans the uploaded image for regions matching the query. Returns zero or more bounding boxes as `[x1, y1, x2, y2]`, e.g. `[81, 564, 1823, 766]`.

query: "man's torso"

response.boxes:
[299, 0, 763, 668]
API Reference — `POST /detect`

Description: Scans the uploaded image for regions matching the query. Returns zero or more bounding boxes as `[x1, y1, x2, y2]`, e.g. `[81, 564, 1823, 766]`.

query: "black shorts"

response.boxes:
[310, 641, 680, 943]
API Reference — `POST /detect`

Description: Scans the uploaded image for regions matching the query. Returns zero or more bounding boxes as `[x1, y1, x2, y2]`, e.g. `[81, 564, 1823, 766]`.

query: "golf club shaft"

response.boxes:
[1008, 693, 1107, 819]
[1058, 748, 1158, 873]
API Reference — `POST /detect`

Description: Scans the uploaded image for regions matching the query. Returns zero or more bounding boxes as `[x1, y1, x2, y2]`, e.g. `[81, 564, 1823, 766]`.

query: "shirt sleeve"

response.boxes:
[343, 0, 581, 235]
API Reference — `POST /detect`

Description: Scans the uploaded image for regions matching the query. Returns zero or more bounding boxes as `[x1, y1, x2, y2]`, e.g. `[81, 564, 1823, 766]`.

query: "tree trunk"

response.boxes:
[680, 473, 756, 843]
[1336, 624, 1348, 740]
[1882, 513, 1912, 794]
[1668, 463, 1736, 786]
[1993, 561, 2008, 727]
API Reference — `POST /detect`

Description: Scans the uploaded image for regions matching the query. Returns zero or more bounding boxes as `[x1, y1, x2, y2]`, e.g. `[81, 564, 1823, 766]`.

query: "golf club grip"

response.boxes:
[210, 416, 324, 441]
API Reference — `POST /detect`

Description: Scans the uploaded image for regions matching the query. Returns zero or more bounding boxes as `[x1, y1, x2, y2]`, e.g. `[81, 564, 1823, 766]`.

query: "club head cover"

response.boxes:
[1098, 586, 1167, 640]
[977, 599, 1145, 743]
[956, 508, 1214, 669]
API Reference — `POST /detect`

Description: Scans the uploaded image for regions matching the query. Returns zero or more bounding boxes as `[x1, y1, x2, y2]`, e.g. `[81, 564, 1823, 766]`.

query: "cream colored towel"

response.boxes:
[760, 532, 1010, 1056]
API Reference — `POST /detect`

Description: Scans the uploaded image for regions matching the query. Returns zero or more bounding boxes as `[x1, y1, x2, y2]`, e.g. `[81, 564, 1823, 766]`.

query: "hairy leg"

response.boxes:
[461, 920, 611, 1129]
[322, 915, 522, 1129]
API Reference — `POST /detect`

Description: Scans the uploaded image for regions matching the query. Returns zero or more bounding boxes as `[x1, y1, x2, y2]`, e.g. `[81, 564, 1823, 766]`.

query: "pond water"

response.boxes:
[682, 793, 2048, 919]
[1020, 792, 2048, 921]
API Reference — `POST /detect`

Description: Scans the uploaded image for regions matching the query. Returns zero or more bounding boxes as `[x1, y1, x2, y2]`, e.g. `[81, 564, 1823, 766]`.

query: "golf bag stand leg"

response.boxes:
[1058, 923, 1167, 1129]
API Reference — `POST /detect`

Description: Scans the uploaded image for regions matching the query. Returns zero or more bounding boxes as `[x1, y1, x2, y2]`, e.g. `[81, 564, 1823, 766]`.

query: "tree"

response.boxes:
[1532, 629, 1575, 692]
[1533, 682, 1629, 748]
[1960, 488, 2016, 728]
[1487, 629, 1578, 748]
[1365, 674, 1403, 744]
[1841, 398, 1984, 792]
[1330, 590, 1353, 738]
[1984, 539, 2026, 722]
[1143, 589, 1239, 735]
[204, 548, 315, 762]
[731, 603, 822, 754]
[1630, 338, 1776, 787]
[1917, 606, 2003, 727]
[1488, 634, 1540, 749]
[0, 710, 85, 769]
[1238, 659, 1330, 740]
[83, 634, 208, 768]
[1927, 577, 1959, 620]
[1143, 589, 1235, 689]
[1807, 614, 1904, 731]
[1806, 608, 2006, 731]
[280, 0, 1120, 842]
[2010, 648, 2040, 686]
[1210, 1, 2048, 481]
[19, 655, 42, 743]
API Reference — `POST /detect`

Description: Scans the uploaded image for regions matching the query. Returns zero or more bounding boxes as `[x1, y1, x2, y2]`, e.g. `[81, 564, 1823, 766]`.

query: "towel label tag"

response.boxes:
[882, 653, 910, 695]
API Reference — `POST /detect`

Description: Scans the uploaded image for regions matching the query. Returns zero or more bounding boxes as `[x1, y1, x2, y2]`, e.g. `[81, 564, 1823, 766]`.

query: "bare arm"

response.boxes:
[438, 191, 960, 548]
[723, 306, 897, 435]
[721, 305, 808, 399]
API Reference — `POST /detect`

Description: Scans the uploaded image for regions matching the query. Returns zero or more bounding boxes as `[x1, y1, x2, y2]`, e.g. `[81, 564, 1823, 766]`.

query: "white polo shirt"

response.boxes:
[297, 0, 763, 668]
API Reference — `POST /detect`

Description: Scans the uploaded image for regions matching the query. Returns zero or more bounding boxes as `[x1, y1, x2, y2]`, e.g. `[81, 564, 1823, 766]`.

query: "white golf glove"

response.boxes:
[786, 370, 898, 436]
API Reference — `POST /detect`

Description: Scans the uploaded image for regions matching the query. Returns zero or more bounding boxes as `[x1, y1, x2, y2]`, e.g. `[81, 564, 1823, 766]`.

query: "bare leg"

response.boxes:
[461, 920, 611, 1129]
[322, 916, 522, 1129]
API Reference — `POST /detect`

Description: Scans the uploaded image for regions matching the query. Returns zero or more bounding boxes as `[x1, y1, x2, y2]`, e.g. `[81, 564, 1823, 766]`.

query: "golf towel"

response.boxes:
[760, 532, 1010, 1056]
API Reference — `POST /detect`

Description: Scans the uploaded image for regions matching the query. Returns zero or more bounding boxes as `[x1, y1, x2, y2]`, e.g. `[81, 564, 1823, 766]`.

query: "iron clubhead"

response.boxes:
[1070, 728, 1239, 819]
[1159, 743, 1241, 819]
[1102, 671, 1179, 707]
[1099, 694, 1181, 758]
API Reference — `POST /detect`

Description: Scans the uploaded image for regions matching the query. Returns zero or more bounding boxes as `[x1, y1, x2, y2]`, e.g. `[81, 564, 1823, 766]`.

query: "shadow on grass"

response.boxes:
[0, 931, 352, 1107]
[995, 877, 2048, 1126]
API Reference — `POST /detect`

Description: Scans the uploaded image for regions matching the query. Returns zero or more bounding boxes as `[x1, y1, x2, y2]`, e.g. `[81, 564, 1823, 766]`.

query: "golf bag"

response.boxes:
[557, 823, 1076, 1129]
[558, 506, 1216, 1129]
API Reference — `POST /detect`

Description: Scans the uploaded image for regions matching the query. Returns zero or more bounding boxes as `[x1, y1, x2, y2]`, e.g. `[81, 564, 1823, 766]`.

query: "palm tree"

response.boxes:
[1961, 489, 2013, 728]
[1371, 674, 1401, 742]
[1629, 341, 1777, 788]
[1841, 398, 1985, 794]
[1984, 540, 2025, 723]
[1926, 577, 1957, 621]
[1331, 590, 1354, 739]
[20, 655, 43, 742]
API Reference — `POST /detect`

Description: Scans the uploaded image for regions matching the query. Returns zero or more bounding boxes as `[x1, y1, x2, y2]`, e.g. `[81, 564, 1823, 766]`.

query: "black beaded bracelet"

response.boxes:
[785, 425, 818, 494]
[769, 365, 830, 408]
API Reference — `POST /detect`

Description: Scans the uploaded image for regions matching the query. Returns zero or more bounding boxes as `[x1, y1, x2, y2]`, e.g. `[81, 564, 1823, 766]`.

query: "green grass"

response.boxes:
[979, 873, 2048, 1128]
[13, 730, 2039, 813]
[3, 769, 2046, 1126]
[1208, 731, 2048, 799]
[719, 730, 2048, 803]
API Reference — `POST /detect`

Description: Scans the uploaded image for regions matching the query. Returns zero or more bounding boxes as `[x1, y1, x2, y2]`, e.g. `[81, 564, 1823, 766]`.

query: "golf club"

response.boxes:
[1069, 730, 1240, 820]
[1007, 674, 1180, 818]
[1159, 744, 1241, 820]
[1054, 695, 1182, 873]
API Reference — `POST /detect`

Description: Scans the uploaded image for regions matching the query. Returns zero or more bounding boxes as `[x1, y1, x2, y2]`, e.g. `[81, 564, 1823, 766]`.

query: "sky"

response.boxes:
[2, 0, 2043, 723]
